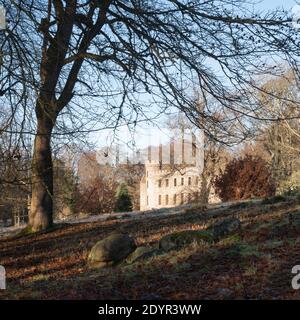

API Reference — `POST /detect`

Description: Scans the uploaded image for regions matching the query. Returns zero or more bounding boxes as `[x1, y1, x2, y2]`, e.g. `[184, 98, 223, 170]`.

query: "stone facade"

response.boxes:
[140, 133, 220, 210]
[140, 161, 202, 210]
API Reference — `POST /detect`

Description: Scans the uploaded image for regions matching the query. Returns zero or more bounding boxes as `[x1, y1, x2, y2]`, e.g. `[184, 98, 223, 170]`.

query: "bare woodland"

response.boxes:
[0, 0, 300, 231]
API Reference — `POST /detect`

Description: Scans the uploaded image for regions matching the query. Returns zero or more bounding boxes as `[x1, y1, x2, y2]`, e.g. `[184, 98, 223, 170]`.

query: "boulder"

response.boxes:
[159, 230, 213, 252]
[125, 246, 162, 264]
[88, 233, 136, 268]
[209, 217, 241, 240]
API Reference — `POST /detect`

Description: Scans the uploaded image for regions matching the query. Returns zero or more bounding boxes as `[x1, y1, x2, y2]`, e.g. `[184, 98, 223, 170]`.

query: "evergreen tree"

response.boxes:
[115, 183, 133, 212]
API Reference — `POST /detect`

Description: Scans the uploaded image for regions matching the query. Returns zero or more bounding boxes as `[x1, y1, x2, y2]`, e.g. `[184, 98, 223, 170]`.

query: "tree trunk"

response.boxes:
[29, 116, 54, 231]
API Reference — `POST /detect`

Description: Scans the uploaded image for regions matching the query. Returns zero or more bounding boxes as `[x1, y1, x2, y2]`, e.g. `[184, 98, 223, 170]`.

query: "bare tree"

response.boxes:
[255, 72, 300, 186]
[0, 131, 31, 225]
[1, 0, 300, 231]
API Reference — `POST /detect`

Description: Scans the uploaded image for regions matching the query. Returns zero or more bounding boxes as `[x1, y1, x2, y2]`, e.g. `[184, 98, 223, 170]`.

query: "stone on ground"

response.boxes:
[88, 233, 136, 268]
[159, 230, 213, 252]
[209, 217, 241, 240]
[125, 246, 162, 264]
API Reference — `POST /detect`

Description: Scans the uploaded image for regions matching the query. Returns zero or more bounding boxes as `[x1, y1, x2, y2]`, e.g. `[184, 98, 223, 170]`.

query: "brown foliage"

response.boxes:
[214, 155, 276, 201]
[75, 175, 119, 214]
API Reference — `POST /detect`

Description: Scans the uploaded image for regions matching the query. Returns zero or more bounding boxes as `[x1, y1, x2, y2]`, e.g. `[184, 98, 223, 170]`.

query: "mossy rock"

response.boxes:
[88, 233, 136, 268]
[159, 230, 213, 252]
[226, 243, 261, 258]
[125, 246, 162, 264]
[208, 217, 241, 240]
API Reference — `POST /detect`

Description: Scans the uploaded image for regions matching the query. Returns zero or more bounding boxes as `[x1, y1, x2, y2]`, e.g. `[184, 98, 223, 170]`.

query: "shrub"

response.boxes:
[114, 183, 133, 212]
[214, 155, 275, 202]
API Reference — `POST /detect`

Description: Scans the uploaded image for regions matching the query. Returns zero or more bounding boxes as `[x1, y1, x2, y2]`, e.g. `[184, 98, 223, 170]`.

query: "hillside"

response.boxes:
[0, 196, 300, 300]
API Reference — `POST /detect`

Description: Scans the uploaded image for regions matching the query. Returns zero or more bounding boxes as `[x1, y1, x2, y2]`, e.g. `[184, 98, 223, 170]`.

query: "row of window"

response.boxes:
[158, 176, 198, 188]
[146, 177, 199, 189]
[146, 192, 199, 206]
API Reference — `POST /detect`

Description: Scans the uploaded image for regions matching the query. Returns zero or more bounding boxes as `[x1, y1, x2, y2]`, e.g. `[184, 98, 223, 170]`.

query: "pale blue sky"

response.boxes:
[92, 0, 299, 156]
[259, 0, 295, 10]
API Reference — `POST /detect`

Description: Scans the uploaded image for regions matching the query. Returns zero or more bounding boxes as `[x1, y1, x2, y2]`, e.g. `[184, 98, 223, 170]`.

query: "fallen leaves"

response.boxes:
[0, 200, 300, 299]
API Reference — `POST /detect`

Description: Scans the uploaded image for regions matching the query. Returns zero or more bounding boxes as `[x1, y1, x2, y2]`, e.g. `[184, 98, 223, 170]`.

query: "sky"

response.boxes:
[259, 0, 296, 10]
[91, 0, 299, 160]
[229, 0, 296, 12]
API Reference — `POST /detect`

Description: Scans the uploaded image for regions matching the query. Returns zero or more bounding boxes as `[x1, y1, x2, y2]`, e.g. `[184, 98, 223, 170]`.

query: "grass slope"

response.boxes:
[0, 197, 300, 299]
